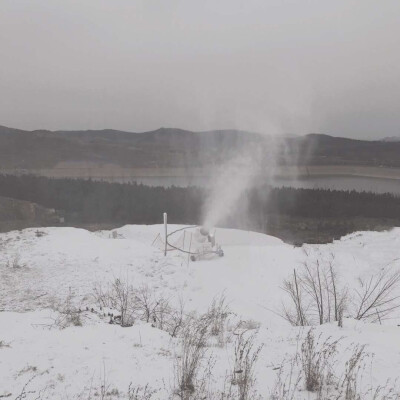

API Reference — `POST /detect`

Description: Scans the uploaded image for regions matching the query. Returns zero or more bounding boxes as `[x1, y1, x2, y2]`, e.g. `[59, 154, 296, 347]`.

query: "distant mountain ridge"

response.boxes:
[382, 136, 400, 142]
[1, 124, 400, 170]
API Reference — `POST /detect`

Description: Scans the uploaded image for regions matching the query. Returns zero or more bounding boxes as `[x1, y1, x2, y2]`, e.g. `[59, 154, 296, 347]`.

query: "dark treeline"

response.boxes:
[263, 186, 400, 218]
[0, 174, 399, 227]
[0, 174, 203, 224]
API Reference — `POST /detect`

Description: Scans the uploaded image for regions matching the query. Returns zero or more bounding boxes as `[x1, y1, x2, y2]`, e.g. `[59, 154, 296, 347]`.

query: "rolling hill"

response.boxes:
[1, 125, 400, 172]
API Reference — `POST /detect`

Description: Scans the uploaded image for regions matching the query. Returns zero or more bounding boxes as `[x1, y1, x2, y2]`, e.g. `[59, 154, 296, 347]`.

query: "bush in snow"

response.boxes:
[199, 294, 231, 347]
[300, 329, 340, 393]
[282, 266, 348, 327]
[271, 330, 400, 400]
[282, 255, 348, 327]
[93, 278, 136, 326]
[270, 354, 301, 400]
[174, 317, 211, 399]
[0, 339, 11, 348]
[6, 253, 26, 269]
[173, 322, 263, 400]
[108, 277, 135, 327]
[156, 296, 186, 338]
[127, 383, 157, 399]
[206, 294, 230, 337]
[332, 344, 369, 400]
[230, 330, 263, 400]
[134, 283, 165, 324]
[49, 288, 82, 329]
[93, 278, 187, 334]
[353, 266, 400, 323]
[282, 252, 400, 327]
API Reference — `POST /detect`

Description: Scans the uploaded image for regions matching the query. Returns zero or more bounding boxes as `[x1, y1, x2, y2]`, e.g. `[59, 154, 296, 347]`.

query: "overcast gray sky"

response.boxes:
[1, 1, 399, 139]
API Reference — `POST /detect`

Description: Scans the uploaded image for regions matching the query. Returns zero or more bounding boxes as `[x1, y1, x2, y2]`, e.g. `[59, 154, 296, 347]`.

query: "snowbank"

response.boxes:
[1, 225, 400, 398]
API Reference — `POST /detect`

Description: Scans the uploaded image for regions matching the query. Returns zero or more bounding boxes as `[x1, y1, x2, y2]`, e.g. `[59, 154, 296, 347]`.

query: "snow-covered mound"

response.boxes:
[1, 225, 400, 399]
[101, 224, 284, 246]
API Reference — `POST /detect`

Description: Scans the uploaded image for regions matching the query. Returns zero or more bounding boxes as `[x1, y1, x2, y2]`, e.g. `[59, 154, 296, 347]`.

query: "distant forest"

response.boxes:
[0, 175, 399, 232]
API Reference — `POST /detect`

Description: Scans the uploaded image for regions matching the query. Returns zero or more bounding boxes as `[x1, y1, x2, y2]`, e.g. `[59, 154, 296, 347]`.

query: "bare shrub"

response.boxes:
[337, 290, 348, 328]
[270, 358, 301, 400]
[133, 285, 187, 335]
[35, 230, 46, 238]
[151, 296, 171, 328]
[270, 332, 303, 400]
[236, 319, 260, 331]
[93, 279, 189, 335]
[75, 365, 123, 400]
[93, 277, 138, 326]
[368, 382, 400, 400]
[134, 284, 161, 323]
[6, 253, 26, 269]
[158, 296, 186, 338]
[230, 330, 263, 400]
[199, 294, 230, 347]
[282, 268, 309, 326]
[284, 256, 400, 327]
[108, 277, 135, 327]
[0, 339, 11, 348]
[313, 342, 392, 400]
[189, 356, 217, 400]
[50, 289, 82, 329]
[93, 278, 136, 326]
[354, 267, 400, 322]
[300, 329, 340, 393]
[207, 294, 230, 336]
[127, 383, 157, 399]
[14, 375, 39, 400]
[302, 259, 347, 326]
[14, 372, 48, 400]
[271, 334, 399, 400]
[333, 344, 370, 400]
[282, 256, 348, 327]
[302, 258, 326, 325]
[17, 365, 39, 376]
[172, 323, 263, 400]
[92, 281, 112, 309]
[175, 317, 211, 399]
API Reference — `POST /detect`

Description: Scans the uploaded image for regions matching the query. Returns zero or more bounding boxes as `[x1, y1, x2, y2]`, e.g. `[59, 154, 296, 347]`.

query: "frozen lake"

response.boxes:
[109, 175, 400, 195]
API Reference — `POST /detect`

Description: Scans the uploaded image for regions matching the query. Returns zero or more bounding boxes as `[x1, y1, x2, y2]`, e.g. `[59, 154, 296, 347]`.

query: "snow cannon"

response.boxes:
[190, 226, 224, 261]
[159, 213, 224, 261]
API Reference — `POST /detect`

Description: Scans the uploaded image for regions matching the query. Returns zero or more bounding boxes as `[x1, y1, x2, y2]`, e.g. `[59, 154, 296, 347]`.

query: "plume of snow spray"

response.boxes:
[202, 136, 281, 229]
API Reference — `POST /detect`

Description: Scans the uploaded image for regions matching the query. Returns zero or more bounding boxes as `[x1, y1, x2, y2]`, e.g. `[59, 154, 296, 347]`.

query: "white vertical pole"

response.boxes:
[163, 212, 168, 256]
[187, 232, 192, 267]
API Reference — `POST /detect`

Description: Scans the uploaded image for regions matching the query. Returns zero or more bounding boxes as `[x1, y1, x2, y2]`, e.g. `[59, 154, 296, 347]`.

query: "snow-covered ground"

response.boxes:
[1, 225, 400, 399]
